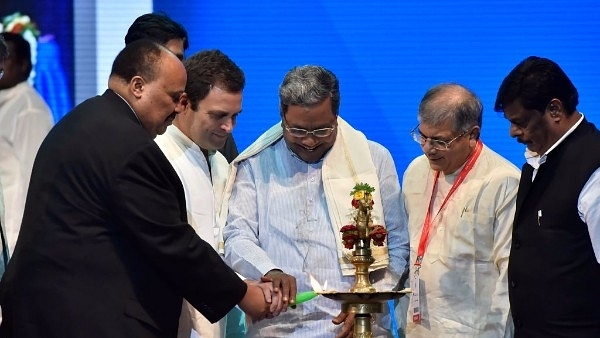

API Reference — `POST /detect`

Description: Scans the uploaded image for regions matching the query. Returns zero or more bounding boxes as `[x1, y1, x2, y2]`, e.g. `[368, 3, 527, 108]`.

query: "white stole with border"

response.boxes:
[218, 117, 389, 276]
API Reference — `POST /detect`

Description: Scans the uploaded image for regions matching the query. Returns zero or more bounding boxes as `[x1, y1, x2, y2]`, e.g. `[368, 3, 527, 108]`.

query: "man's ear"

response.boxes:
[179, 92, 189, 108]
[130, 76, 144, 98]
[469, 125, 481, 141]
[177, 92, 190, 113]
[546, 98, 563, 119]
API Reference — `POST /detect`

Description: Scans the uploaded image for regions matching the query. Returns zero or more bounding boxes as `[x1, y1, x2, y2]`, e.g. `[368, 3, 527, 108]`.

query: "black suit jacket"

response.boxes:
[0, 90, 246, 338]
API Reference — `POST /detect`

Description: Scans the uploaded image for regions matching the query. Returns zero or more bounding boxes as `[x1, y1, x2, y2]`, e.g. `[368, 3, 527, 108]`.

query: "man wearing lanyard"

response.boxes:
[400, 83, 519, 337]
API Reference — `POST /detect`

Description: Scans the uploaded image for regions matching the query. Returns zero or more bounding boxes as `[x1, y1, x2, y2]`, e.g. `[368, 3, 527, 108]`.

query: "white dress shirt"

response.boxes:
[0, 81, 53, 255]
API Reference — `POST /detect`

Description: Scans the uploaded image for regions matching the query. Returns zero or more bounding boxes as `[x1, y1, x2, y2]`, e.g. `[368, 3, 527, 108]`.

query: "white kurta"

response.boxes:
[0, 81, 53, 255]
[155, 125, 229, 338]
[401, 145, 519, 338]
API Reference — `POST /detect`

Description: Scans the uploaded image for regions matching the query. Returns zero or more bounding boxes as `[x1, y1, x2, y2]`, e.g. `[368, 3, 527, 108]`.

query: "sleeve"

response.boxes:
[2, 107, 53, 254]
[0, 138, 24, 255]
[112, 143, 247, 323]
[14, 107, 53, 186]
[223, 160, 279, 279]
[370, 142, 410, 281]
[483, 172, 519, 337]
[578, 167, 600, 264]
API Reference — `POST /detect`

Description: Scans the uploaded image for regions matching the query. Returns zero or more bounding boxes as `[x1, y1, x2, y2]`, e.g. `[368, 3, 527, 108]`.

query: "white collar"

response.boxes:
[525, 113, 584, 169]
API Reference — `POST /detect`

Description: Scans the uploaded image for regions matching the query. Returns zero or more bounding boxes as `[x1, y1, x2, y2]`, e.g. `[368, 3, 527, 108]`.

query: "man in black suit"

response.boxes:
[0, 39, 270, 338]
[125, 12, 239, 162]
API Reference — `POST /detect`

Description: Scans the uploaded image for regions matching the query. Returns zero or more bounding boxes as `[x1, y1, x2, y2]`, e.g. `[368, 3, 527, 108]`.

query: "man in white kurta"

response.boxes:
[0, 33, 54, 255]
[400, 83, 519, 337]
[155, 49, 248, 338]
[156, 125, 229, 338]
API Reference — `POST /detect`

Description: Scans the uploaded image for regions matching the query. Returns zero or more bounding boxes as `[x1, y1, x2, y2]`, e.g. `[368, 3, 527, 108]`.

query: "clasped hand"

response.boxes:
[242, 269, 294, 321]
[243, 270, 355, 337]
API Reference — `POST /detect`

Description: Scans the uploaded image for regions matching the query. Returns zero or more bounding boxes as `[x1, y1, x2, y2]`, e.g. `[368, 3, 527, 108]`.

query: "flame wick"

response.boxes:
[309, 273, 326, 292]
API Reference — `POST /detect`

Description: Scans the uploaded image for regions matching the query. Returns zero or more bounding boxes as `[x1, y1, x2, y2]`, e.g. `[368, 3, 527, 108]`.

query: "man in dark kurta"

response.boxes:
[495, 56, 600, 337]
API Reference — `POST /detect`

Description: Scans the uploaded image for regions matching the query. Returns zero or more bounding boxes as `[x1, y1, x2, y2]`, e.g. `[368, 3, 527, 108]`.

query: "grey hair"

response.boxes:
[418, 83, 483, 133]
[279, 65, 340, 116]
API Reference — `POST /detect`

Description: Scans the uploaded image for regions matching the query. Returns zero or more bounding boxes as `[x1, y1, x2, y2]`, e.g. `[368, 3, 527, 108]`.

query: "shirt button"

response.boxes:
[513, 240, 520, 249]
[510, 280, 517, 288]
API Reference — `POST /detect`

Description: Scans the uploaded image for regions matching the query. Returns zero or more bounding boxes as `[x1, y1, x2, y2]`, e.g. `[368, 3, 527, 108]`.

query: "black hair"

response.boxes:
[0, 32, 32, 75]
[183, 50, 245, 110]
[124, 12, 189, 50]
[495, 56, 579, 115]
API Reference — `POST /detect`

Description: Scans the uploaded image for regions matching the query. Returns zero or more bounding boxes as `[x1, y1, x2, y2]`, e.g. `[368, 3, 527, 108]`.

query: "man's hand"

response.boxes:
[332, 311, 354, 338]
[263, 269, 297, 307]
[260, 276, 286, 316]
[238, 283, 271, 322]
[245, 278, 286, 318]
[245, 279, 272, 302]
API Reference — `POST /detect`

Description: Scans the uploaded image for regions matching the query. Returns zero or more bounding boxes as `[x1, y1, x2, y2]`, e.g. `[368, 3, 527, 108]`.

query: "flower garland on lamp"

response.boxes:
[1, 12, 41, 84]
[340, 182, 387, 250]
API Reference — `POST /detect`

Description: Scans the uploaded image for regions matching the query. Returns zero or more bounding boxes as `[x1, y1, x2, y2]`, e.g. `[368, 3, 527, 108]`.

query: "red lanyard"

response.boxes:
[414, 139, 483, 266]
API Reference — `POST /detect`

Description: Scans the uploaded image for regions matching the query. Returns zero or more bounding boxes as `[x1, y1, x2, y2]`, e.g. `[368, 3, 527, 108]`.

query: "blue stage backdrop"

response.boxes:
[154, 0, 600, 174]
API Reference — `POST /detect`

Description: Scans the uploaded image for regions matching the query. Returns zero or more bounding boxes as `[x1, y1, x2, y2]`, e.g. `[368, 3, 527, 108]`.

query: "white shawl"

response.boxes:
[218, 117, 389, 275]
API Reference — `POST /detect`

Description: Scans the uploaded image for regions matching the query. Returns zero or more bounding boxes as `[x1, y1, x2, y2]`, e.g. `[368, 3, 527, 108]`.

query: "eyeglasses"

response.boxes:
[410, 124, 470, 151]
[283, 119, 337, 138]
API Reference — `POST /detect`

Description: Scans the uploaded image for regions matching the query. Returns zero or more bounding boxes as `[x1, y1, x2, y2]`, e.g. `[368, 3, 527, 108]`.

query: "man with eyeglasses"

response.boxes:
[222, 65, 410, 337]
[399, 83, 519, 337]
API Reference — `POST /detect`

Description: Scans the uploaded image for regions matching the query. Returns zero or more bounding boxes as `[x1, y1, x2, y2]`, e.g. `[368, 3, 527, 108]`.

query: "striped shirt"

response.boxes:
[224, 138, 409, 337]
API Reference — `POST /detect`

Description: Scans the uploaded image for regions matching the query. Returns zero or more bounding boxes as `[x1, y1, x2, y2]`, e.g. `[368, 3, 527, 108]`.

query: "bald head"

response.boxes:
[109, 39, 187, 138]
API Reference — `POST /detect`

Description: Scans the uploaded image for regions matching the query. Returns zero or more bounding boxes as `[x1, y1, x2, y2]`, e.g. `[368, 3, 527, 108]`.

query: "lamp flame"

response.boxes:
[309, 274, 327, 293]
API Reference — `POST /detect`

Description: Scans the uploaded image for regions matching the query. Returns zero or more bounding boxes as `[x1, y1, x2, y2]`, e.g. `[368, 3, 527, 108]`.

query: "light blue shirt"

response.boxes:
[224, 137, 409, 337]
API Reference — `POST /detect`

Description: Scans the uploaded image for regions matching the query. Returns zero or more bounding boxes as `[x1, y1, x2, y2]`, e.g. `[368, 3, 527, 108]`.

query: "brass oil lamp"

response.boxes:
[321, 183, 409, 338]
